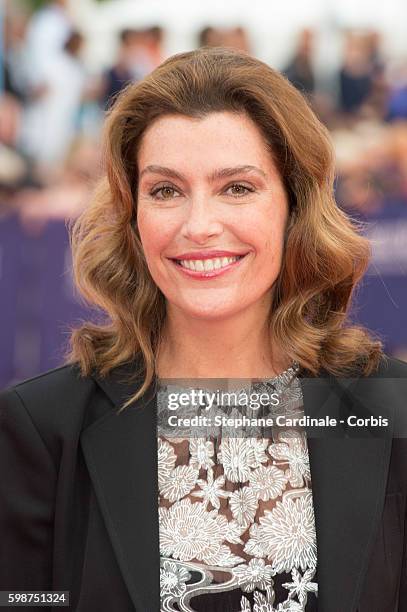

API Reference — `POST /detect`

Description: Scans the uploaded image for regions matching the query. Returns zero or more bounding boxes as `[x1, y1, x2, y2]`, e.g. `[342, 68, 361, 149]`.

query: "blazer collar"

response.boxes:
[81, 363, 160, 611]
[300, 374, 394, 611]
[81, 362, 394, 612]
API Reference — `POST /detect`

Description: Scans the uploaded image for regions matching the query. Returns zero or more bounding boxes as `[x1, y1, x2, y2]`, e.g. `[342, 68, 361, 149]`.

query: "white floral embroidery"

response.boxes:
[158, 371, 318, 611]
[233, 558, 275, 592]
[160, 499, 224, 561]
[192, 468, 229, 509]
[212, 544, 244, 567]
[240, 596, 252, 612]
[218, 438, 252, 482]
[189, 438, 214, 470]
[244, 523, 266, 557]
[275, 601, 303, 611]
[159, 464, 198, 502]
[244, 492, 317, 573]
[229, 486, 258, 527]
[249, 465, 288, 501]
[247, 438, 269, 467]
[240, 591, 274, 612]
[269, 431, 311, 488]
[157, 439, 176, 489]
[160, 560, 190, 597]
[159, 499, 242, 566]
[282, 567, 318, 606]
[224, 519, 245, 544]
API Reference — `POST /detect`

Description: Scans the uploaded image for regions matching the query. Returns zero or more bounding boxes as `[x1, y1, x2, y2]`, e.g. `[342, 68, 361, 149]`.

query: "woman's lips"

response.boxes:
[168, 253, 249, 279]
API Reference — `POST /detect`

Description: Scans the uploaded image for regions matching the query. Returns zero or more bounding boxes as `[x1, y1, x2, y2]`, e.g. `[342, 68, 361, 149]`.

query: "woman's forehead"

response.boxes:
[137, 111, 279, 179]
[139, 110, 261, 144]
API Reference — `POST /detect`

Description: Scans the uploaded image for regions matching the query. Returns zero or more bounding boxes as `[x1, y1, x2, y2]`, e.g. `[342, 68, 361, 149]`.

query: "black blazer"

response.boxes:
[1, 355, 407, 612]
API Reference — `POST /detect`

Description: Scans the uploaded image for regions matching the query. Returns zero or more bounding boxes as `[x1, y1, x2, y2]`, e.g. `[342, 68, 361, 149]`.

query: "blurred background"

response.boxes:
[1, 0, 407, 388]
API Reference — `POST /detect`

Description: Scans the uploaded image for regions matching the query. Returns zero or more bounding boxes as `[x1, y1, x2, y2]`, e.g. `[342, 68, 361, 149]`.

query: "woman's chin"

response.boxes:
[173, 301, 240, 321]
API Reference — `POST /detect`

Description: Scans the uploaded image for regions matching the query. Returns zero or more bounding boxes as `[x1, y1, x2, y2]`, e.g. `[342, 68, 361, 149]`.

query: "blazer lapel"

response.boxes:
[80, 365, 160, 612]
[300, 373, 394, 612]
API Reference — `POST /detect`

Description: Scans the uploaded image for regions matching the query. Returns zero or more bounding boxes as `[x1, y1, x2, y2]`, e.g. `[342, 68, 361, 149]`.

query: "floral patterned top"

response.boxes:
[157, 365, 318, 612]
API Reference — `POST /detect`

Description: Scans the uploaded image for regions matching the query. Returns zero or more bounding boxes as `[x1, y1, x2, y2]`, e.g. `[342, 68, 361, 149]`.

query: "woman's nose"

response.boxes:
[180, 195, 223, 243]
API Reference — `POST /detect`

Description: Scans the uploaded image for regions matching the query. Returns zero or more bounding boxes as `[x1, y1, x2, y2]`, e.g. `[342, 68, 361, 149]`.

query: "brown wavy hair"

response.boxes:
[66, 46, 383, 409]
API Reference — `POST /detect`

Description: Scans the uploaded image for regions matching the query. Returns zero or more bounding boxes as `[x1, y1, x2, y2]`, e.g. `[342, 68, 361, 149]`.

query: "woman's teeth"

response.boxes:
[177, 256, 242, 271]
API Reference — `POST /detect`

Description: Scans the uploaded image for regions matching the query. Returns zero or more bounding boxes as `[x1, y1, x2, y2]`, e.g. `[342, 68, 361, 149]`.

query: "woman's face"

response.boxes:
[136, 111, 289, 321]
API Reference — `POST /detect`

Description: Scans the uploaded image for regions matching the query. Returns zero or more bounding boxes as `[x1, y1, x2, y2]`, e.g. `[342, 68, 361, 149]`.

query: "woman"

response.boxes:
[1, 47, 407, 612]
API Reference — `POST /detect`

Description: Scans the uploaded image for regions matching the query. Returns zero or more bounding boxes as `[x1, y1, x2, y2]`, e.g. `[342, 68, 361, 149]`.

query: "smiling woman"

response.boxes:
[1, 47, 407, 612]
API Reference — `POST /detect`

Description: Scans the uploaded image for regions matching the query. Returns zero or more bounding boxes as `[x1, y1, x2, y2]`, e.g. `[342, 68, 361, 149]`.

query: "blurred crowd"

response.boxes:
[1, 0, 407, 384]
[1, 0, 166, 226]
[3, 1, 407, 218]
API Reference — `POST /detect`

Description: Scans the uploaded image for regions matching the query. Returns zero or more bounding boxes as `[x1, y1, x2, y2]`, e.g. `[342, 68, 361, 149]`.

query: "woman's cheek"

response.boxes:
[137, 210, 160, 250]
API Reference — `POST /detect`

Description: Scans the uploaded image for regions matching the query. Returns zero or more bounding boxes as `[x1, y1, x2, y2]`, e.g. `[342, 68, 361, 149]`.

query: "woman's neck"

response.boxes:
[155, 302, 288, 379]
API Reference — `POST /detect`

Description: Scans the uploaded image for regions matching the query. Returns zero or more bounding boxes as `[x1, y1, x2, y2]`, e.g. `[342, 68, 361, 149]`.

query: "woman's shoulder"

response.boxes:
[371, 354, 407, 378]
[322, 353, 407, 380]
[1, 363, 95, 409]
[0, 364, 101, 450]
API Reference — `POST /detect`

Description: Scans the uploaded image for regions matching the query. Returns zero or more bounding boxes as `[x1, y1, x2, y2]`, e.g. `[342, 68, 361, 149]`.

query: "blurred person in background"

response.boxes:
[18, 30, 87, 181]
[130, 26, 164, 79]
[337, 31, 377, 115]
[0, 6, 31, 203]
[198, 26, 224, 47]
[385, 61, 407, 122]
[220, 26, 251, 54]
[19, 0, 72, 102]
[282, 29, 338, 126]
[101, 28, 143, 110]
[23, 0, 72, 71]
[144, 26, 165, 69]
[283, 28, 316, 97]
[362, 31, 388, 119]
[198, 26, 251, 54]
[2, 5, 28, 107]
[1, 7, 27, 153]
[102, 26, 164, 110]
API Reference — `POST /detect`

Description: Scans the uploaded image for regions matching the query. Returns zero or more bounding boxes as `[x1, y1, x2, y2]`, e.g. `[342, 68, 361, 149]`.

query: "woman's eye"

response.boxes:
[225, 183, 255, 197]
[150, 185, 180, 200]
[149, 182, 254, 200]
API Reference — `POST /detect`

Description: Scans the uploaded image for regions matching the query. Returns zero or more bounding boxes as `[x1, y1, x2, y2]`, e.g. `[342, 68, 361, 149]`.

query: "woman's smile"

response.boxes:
[167, 250, 250, 280]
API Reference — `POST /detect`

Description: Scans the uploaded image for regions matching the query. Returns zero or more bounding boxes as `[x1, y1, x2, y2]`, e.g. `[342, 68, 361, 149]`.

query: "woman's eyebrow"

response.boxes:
[209, 165, 267, 180]
[139, 165, 185, 182]
[139, 164, 267, 181]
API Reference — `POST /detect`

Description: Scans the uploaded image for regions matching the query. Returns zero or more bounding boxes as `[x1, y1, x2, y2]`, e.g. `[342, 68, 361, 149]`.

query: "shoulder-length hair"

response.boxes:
[67, 46, 382, 409]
